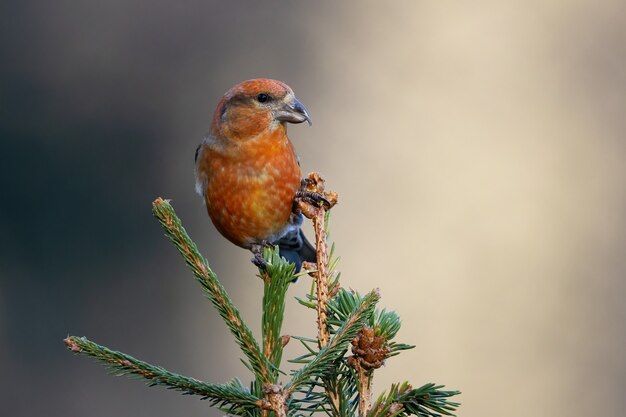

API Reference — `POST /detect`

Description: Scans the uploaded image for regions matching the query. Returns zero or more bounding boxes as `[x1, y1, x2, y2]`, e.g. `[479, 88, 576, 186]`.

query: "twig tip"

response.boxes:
[152, 197, 172, 208]
[64, 336, 81, 352]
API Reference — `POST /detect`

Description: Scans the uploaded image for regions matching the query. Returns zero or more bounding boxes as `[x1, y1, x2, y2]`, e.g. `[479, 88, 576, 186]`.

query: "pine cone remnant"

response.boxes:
[347, 325, 390, 371]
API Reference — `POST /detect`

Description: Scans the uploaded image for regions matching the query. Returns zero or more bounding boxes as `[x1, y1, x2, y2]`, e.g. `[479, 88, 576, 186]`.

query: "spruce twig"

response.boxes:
[297, 172, 341, 412]
[63, 336, 261, 415]
[313, 202, 331, 346]
[64, 183, 461, 417]
[356, 363, 372, 417]
[367, 382, 461, 417]
[299, 173, 337, 347]
[260, 384, 289, 417]
[285, 289, 379, 394]
[260, 247, 294, 381]
[152, 198, 272, 386]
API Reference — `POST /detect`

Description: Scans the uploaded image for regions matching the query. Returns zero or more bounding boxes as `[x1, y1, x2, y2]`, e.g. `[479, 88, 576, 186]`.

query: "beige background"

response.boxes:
[2, 1, 625, 416]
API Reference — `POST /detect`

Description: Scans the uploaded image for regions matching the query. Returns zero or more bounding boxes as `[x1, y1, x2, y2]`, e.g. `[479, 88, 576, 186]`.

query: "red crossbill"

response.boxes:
[195, 79, 319, 271]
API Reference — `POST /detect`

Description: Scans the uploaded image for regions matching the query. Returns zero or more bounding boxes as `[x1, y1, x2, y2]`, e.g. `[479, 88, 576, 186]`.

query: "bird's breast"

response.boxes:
[198, 129, 302, 248]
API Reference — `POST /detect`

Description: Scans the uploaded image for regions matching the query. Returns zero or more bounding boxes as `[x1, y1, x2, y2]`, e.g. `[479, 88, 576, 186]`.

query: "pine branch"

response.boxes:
[64, 190, 461, 417]
[63, 336, 261, 415]
[398, 384, 460, 417]
[297, 173, 339, 349]
[261, 247, 294, 381]
[368, 382, 461, 417]
[328, 290, 415, 358]
[152, 198, 272, 385]
[290, 362, 359, 417]
[312, 201, 331, 347]
[285, 289, 379, 394]
[297, 173, 343, 414]
[330, 362, 360, 417]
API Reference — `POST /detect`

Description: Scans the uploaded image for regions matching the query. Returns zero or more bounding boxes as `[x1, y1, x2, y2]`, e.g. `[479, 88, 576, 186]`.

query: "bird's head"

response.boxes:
[210, 78, 311, 141]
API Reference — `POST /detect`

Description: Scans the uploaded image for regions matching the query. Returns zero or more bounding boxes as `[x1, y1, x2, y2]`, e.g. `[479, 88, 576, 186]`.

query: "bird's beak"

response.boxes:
[275, 97, 312, 126]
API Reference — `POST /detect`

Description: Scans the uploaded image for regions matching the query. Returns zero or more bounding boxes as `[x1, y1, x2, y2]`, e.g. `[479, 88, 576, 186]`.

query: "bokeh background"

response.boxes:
[2, 1, 626, 416]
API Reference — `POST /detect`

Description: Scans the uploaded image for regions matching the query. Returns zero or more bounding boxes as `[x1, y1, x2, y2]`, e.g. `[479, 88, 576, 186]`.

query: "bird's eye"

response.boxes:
[256, 93, 270, 103]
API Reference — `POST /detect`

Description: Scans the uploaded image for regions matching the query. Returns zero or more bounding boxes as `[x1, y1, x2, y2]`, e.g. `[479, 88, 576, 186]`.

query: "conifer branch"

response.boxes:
[312, 204, 331, 346]
[298, 173, 341, 413]
[152, 198, 272, 385]
[367, 382, 460, 417]
[355, 364, 372, 417]
[65, 192, 461, 417]
[63, 336, 261, 415]
[261, 248, 294, 381]
[260, 384, 289, 417]
[297, 173, 338, 349]
[284, 289, 379, 394]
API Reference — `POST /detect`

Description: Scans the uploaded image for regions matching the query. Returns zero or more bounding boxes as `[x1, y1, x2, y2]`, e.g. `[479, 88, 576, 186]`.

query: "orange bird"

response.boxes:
[195, 79, 320, 271]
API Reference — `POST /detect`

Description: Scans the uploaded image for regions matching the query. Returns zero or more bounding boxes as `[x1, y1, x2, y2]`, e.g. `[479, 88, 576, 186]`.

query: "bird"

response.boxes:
[195, 78, 319, 273]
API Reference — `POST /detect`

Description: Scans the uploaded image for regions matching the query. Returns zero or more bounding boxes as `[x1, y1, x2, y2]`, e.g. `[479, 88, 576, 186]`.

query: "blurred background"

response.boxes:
[2, 1, 626, 416]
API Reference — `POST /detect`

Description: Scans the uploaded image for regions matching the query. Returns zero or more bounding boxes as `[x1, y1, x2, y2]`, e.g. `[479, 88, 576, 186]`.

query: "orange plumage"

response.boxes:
[195, 79, 315, 269]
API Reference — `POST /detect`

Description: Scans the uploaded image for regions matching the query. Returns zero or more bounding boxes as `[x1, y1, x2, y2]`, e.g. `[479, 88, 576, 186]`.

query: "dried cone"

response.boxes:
[347, 325, 390, 370]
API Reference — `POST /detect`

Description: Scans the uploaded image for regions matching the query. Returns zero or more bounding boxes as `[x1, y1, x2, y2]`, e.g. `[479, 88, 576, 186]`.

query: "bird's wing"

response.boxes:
[194, 138, 209, 198]
[194, 143, 202, 163]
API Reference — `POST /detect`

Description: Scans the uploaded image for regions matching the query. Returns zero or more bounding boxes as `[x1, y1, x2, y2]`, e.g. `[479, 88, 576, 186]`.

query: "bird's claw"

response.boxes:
[295, 190, 331, 209]
[293, 173, 338, 218]
[260, 240, 274, 249]
[300, 177, 315, 188]
[250, 242, 273, 271]
[251, 252, 268, 270]
[252, 254, 267, 270]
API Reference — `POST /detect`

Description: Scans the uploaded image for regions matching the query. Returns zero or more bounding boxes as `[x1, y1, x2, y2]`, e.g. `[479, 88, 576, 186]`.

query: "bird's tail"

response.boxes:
[277, 228, 316, 279]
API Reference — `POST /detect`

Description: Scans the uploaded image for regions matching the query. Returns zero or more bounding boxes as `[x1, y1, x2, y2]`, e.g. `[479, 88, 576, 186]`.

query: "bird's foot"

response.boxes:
[251, 252, 267, 270]
[250, 243, 268, 270]
[293, 173, 338, 218]
[300, 177, 314, 188]
[295, 190, 331, 209]
[250, 241, 275, 270]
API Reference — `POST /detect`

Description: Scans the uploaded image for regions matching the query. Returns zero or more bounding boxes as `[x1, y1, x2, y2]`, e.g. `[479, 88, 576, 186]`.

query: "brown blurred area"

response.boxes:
[2, 1, 626, 416]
